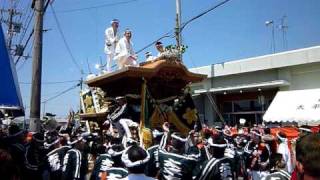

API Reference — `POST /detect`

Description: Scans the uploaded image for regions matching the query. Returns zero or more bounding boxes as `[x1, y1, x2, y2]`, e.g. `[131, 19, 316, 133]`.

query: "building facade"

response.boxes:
[189, 46, 320, 126]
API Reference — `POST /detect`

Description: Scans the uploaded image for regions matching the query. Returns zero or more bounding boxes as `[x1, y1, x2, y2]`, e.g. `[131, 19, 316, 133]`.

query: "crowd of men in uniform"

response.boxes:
[0, 110, 320, 180]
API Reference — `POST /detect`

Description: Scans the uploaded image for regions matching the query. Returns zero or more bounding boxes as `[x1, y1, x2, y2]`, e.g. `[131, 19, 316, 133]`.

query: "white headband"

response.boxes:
[299, 128, 312, 133]
[110, 19, 119, 24]
[152, 129, 164, 138]
[108, 148, 124, 157]
[171, 133, 188, 142]
[276, 132, 287, 142]
[121, 147, 150, 167]
[44, 138, 60, 149]
[207, 137, 227, 148]
[68, 136, 83, 145]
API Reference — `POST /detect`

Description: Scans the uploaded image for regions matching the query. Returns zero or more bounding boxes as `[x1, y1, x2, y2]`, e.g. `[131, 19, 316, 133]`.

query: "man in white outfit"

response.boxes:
[277, 132, 294, 174]
[115, 29, 138, 69]
[104, 19, 120, 72]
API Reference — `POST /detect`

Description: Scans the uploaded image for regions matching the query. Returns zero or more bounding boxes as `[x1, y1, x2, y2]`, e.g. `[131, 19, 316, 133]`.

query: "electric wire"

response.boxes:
[15, 0, 52, 65]
[55, 0, 138, 13]
[136, 0, 232, 55]
[42, 83, 80, 103]
[180, 0, 231, 32]
[50, 4, 84, 75]
[16, 36, 34, 71]
[19, 79, 80, 85]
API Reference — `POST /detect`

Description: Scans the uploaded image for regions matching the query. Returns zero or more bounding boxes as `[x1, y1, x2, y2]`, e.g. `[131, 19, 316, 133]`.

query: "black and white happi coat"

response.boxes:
[145, 144, 160, 177]
[263, 169, 291, 180]
[104, 167, 128, 180]
[91, 153, 128, 180]
[196, 157, 234, 180]
[91, 154, 114, 180]
[158, 148, 198, 180]
[46, 145, 71, 180]
[61, 148, 82, 180]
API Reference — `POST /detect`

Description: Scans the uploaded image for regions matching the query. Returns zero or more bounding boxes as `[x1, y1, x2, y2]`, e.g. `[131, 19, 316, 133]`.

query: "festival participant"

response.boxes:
[145, 129, 164, 177]
[234, 132, 248, 179]
[45, 131, 71, 180]
[295, 134, 320, 180]
[145, 51, 155, 61]
[61, 135, 86, 180]
[196, 135, 234, 180]
[0, 149, 20, 180]
[119, 118, 140, 147]
[5, 124, 27, 176]
[277, 132, 294, 173]
[121, 144, 155, 180]
[104, 19, 120, 72]
[91, 143, 127, 180]
[158, 132, 198, 180]
[263, 153, 291, 180]
[115, 29, 138, 69]
[155, 41, 165, 57]
[24, 132, 46, 180]
[245, 130, 271, 180]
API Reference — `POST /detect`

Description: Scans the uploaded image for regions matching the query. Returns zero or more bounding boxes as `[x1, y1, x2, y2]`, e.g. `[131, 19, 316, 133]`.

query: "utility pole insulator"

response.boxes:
[14, 44, 24, 56]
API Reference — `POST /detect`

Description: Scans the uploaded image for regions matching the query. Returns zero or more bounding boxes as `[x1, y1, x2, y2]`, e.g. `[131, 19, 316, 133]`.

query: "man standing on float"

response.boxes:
[115, 29, 137, 69]
[104, 19, 120, 72]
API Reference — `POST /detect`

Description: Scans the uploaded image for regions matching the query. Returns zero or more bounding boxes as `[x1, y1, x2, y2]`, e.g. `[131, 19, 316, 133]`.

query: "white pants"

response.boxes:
[117, 55, 138, 69]
[106, 53, 114, 72]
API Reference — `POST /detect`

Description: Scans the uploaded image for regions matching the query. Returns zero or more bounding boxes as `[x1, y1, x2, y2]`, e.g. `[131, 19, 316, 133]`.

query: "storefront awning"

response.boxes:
[194, 80, 290, 94]
[263, 89, 320, 126]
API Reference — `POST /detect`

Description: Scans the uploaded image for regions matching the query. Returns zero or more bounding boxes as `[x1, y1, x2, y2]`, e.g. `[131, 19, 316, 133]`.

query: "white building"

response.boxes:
[190, 46, 320, 126]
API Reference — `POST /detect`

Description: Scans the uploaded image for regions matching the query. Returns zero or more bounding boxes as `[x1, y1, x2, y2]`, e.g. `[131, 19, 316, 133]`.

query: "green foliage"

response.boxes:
[165, 44, 188, 54]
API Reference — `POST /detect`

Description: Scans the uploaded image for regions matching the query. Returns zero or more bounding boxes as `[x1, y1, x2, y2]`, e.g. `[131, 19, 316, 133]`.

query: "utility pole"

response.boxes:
[265, 20, 275, 53]
[175, 0, 182, 61]
[29, 0, 44, 132]
[0, 0, 22, 54]
[279, 15, 288, 50]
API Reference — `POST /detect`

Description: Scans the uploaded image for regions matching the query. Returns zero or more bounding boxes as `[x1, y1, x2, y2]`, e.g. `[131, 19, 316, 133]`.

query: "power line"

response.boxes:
[15, 27, 34, 65]
[136, 0, 231, 55]
[19, 79, 80, 85]
[55, 0, 139, 13]
[18, 8, 34, 44]
[42, 83, 80, 103]
[50, 4, 84, 75]
[180, 0, 231, 32]
[15, 0, 52, 65]
[16, 36, 34, 71]
[135, 31, 173, 54]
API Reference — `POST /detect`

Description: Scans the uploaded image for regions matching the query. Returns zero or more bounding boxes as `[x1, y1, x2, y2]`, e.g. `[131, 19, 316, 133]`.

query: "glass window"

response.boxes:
[253, 100, 263, 111]
[223, 102, 233, 113]
[233, 100, 251, 112]
[233, 100, 263, 112]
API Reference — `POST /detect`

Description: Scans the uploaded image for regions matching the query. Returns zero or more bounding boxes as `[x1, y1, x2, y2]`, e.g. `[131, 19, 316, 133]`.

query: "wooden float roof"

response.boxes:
[85, 59, 206, 99]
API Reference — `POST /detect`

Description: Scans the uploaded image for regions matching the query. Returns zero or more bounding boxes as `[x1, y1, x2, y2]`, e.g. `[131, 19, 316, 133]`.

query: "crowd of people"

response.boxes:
[0, 113, 320, 180]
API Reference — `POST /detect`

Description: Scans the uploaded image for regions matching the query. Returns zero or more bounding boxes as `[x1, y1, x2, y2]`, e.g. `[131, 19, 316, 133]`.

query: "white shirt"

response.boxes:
[120, 174, 156, 180]
[115, 37, 135, 60]
[104, 27, 119, 54]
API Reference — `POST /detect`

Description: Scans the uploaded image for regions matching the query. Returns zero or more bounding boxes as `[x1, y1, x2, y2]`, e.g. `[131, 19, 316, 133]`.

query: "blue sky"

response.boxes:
[2, 0, 320, 117]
